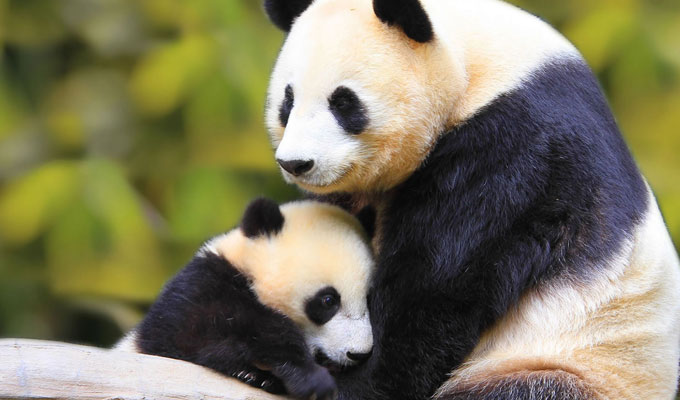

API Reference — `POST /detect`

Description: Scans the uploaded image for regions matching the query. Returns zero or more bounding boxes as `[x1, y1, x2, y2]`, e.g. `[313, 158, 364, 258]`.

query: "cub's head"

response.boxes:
[207, 198, 375, 368]
[264, 0, 467, 193]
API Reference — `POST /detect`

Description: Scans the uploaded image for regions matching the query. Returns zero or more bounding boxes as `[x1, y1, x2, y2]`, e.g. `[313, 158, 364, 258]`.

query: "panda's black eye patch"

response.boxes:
[279, 84, 294, 127]
[328, 86, 369, 135]
[304, 286, 341, 326]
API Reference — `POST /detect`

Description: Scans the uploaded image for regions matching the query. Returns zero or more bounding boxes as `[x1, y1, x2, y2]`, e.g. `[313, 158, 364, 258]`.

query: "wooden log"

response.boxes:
[0, 339, 289, 400]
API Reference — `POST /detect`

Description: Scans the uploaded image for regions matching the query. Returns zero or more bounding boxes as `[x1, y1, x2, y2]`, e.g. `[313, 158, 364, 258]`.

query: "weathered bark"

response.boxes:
[0, 339, 288, 400]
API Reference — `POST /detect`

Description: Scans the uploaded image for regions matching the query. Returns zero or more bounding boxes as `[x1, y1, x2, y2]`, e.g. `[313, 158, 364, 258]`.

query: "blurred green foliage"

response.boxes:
[0, 0, 678, 347]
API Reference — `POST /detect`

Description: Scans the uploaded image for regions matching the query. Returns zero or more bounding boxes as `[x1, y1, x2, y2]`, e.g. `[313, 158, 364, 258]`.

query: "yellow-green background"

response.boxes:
[0, 0, 678, 348]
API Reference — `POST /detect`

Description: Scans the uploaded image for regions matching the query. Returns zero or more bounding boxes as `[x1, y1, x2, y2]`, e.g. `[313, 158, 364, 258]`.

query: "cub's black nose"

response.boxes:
[277, 159, 314, 176]
[346, 350, 372, 363]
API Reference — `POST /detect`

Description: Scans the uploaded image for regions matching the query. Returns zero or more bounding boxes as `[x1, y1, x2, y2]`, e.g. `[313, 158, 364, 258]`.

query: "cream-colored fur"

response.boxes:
[435, 188, 680, 399]
[266, 0, 577, 194]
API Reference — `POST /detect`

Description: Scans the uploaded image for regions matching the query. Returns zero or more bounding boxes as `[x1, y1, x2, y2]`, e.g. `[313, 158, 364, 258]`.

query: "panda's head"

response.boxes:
[206, 198, 375, 368]
[264, 0, 467, 193]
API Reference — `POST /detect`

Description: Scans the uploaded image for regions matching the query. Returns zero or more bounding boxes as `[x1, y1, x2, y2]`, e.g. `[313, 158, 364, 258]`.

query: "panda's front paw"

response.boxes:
[232, 368, 286, 394]
[286, 365, 337, 400]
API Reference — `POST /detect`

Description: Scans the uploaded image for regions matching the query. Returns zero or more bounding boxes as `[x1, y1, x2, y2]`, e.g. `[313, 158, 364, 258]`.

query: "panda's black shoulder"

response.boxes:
[169, 252, 253, 298]
[386, 58, 647, 282]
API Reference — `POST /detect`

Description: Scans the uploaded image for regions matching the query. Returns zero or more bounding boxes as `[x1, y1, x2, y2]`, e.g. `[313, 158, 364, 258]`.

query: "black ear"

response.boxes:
[241, 198, 285, 238]
[264, 0, 314, 32]
[356, 206, 376, 239]
[373, 0, 434, 43]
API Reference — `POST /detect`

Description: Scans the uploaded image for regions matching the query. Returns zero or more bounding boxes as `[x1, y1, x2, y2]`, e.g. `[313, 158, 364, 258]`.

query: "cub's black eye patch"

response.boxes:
[304, 286, 341, 325]
[279, 84, 294, 127]
[328, 86, 369, 135]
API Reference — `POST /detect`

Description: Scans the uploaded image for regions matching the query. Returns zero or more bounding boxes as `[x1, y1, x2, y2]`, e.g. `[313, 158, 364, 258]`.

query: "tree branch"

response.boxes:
[0, 339, 289, 400]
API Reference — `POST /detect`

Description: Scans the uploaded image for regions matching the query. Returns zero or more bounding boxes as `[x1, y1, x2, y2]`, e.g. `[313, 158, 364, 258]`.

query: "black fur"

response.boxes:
[279, 84, 294, 127]
[373, 0, 434, 43]
[331, 59, 648, 399]
[356, 206, 377, 239]
[329, 86, 369, 135]
[305, 286, 341, 325]
[241, 197, 285, 238]
[136, 252, 336, 399]
[264, 0, 314, 32]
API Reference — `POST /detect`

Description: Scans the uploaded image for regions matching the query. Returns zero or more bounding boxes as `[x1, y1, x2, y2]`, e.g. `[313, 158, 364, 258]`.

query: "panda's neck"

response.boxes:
[421, 0, 579, 124]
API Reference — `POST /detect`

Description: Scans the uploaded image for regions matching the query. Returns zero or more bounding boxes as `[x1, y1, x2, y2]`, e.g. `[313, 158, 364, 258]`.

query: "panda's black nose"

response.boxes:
[346, 350, 372, 363]
[277, 159, 314, 176]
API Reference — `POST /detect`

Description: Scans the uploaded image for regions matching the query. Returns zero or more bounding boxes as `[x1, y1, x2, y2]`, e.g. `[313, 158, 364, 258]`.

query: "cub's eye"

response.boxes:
[304, 287, 341, 326]
[321, 294, 338, 309]
[279, 84, 294, 127]
[328, 86, 369, 135]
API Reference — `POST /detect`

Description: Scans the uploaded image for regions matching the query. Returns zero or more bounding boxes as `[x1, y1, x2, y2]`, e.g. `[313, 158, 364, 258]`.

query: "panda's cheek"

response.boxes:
[313, 143, 361, 184]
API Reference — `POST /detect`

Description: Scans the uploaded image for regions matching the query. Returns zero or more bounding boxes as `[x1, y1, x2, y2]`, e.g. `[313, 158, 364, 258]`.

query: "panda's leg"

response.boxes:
[194, 337, 336, 399]
[193, 339, 286, 394]
[436, 369, 603, 400]
[113, 329, 285, 391]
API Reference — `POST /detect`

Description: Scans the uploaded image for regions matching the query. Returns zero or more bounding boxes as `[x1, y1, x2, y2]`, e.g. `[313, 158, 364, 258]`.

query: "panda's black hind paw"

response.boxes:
[232, 368, 286, 394]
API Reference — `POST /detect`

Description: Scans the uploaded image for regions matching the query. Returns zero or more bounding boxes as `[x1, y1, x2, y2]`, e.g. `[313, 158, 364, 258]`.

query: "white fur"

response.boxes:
[274, 103, 361, 187]
[305, 312, 373, 366]
[420, 0, 578, 118]
[113, 330, 139, 352]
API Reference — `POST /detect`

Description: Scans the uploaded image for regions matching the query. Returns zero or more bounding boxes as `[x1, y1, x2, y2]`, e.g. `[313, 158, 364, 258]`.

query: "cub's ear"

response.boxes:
[241, 198, 285, 238]
[373, 0, 434, 43]
[264, 0, 314, 32]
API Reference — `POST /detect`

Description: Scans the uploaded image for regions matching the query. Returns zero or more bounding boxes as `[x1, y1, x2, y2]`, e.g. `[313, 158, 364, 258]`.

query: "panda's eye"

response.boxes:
[328, 86, 369, 135]
[279, 84, 294, 127]
[321, 294, 338, 309]
[305, 287, 341, 326]
[331, 95, 351, 111]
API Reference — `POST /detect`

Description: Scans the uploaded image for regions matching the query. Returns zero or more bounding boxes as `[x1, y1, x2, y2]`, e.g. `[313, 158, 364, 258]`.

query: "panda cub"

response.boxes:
[116, 198, 374, 399]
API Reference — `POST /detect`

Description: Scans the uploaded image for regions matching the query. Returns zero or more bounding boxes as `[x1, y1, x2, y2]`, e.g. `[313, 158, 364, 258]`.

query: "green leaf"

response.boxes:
[45, 159, 165, 301]
[129, 34, 216, 117]
[562, 5, 637, 71]
[0, 161, 80, 245]
[166, 168, 251, 243]
[3, 0, 67, 47]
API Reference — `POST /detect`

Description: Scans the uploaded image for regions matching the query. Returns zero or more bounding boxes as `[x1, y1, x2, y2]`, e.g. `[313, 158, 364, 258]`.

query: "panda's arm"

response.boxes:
[339, 194, 609, 400]
[343, 224, 553, 399]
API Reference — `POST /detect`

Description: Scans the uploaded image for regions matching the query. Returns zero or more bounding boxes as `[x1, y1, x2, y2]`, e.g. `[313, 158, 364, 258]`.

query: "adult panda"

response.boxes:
[262, 0, 680, 399]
